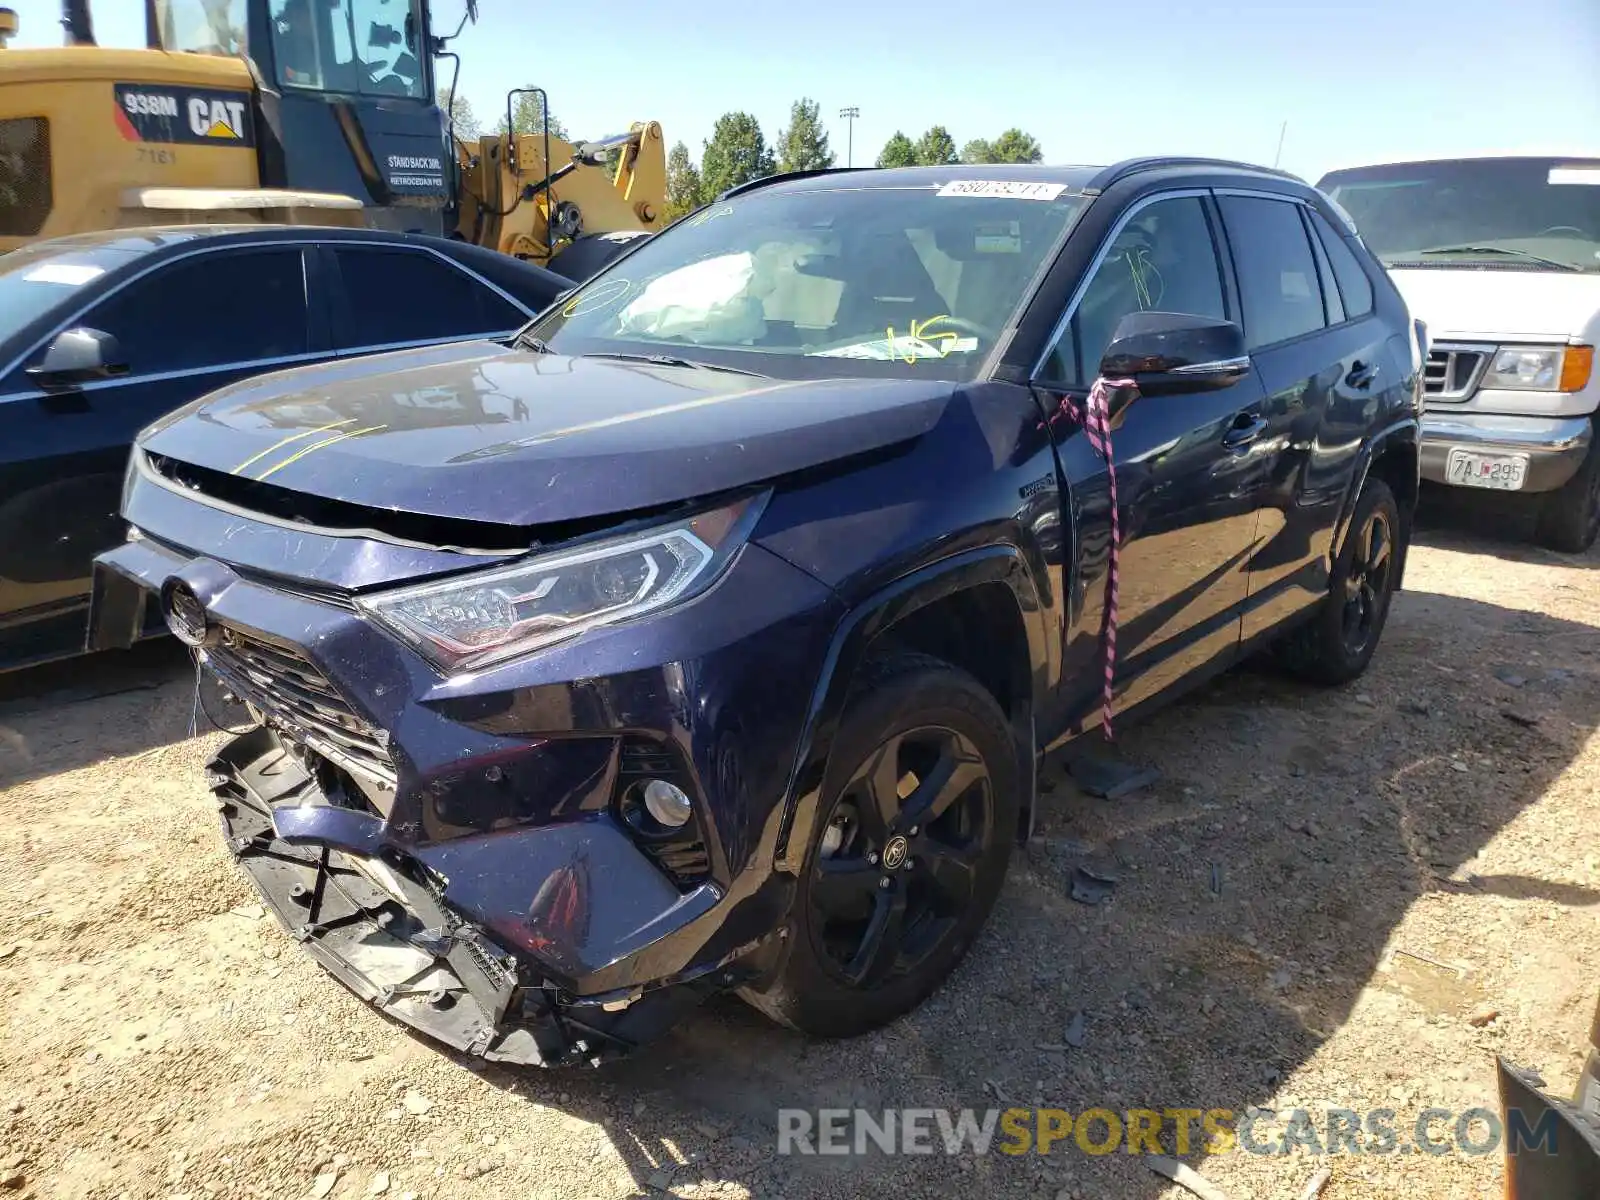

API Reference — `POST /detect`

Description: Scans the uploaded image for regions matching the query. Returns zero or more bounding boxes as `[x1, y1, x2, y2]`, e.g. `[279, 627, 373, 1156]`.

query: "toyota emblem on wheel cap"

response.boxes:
[161, 579, 215, 648]
[882, 835, 910, 870]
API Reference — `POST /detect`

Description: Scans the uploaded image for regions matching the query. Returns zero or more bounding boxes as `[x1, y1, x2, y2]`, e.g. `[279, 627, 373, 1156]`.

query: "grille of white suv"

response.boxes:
[1424, 344, 1493, 401]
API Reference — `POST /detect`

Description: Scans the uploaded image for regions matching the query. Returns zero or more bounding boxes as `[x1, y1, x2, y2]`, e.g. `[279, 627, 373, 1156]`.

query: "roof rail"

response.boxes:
[1086, 157, 1304, 193]
[717, 166, 869, 201]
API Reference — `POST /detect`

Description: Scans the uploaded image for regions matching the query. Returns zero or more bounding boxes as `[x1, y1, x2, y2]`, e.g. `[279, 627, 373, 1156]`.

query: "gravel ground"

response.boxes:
[0, 507, 1596, 1200]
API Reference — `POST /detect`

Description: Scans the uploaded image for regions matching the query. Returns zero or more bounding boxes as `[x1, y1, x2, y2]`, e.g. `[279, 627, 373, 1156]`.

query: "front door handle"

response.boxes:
[1346, 360, 1380, 390]
[1221, 410, 1268, 450]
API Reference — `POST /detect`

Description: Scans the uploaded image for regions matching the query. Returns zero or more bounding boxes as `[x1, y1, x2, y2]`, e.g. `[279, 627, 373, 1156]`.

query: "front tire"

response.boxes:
[740, 653, 1019, 1039]
[1277, 476, 1402, 685]
[1535, 426, 1600, 553]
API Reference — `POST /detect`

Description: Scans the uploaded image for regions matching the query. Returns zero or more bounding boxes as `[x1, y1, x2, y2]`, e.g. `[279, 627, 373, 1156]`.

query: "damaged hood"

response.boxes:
[139, 340, 959, 527]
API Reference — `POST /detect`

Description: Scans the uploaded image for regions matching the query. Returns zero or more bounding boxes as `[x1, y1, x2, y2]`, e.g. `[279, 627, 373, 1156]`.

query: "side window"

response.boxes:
[1217, 195, 1327, 349]
[81, 248, 308, 376]
[1041, 195, 1227, 387]
[1308, 208, 1375, 319]
[333, 248, 503, 347]
[1305, 211, 1345, 326]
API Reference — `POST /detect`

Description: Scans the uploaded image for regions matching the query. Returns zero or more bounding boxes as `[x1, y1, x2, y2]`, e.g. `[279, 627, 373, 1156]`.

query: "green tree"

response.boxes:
[437, 86, 482, 141]
[664, 140, 704, 221]
[775, 97, 835, 173]
[700, 111, 775, 199]
[913, 125, 959, 166]
[990, 128, 1044, 164]
[499, 88, 569, 141]
[876, 131, 917, 168]
[959, 138, 996, 164]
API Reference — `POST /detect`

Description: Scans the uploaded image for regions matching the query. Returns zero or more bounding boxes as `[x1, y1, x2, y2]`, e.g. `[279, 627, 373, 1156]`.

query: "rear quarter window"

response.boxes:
[333, 247, 515, 347]
[1308, 208, 1375, 319]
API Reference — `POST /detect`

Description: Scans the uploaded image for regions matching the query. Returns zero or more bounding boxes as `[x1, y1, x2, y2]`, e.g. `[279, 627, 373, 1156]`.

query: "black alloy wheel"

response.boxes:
[1341, 505, 1395, 657]
[1276, 475, 1402, 685]
[738, 653, 1019, 1039]
[807, 725, 994, 989]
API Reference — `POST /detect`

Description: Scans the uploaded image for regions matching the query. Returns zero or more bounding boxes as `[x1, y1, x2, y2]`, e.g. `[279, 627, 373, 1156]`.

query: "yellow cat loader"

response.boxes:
[0, 1, 664, 275]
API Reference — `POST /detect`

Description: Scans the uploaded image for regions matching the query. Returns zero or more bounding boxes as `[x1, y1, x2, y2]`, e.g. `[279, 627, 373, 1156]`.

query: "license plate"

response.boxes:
[1446, 448, 1529, 491]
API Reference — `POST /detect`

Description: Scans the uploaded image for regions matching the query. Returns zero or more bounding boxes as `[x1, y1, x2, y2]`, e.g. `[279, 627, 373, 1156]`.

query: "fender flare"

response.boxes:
[1328, 416, 1421, 589]
[771, 544, 1049, 874]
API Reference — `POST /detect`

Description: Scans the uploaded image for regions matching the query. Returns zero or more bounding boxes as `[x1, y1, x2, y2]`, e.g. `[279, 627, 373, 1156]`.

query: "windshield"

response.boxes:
[1319, 159, 1600, 272]
[529, 183, 1088, 381]
[153, 0, 247, 55]
[268, 0, 427, 100]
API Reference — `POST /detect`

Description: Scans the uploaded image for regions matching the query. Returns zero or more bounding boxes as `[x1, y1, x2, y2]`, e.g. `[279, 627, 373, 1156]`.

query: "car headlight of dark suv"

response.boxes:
[355, 492, 768, 673]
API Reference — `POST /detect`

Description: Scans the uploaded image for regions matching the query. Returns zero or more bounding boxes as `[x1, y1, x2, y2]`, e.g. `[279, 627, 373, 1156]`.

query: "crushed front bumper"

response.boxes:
[89, 507, 840, 1065]
[210, 725, 731, 1067]
[1421, 411, 1593, 493]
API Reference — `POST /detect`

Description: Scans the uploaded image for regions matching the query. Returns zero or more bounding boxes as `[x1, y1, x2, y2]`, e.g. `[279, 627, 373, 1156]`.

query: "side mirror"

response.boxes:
[25, 328, 128, 392]
[1098, 311, 1250, 396]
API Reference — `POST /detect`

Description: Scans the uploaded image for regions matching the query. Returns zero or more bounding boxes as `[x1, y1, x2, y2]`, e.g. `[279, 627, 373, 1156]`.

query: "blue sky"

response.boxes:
[13, 0, 1600, 181]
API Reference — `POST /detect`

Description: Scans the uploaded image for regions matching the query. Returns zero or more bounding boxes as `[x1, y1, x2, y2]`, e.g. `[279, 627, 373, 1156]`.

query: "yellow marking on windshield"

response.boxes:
[232, 418, 357, 474]
[684, 204, 734, 228]
[886, 315, 962, 364]
[562, 277, 632, 318]
[254, 424, 388, 481]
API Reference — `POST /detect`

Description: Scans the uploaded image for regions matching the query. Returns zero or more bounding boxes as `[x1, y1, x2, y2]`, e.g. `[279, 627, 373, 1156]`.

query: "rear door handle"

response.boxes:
[1221, 410, 1268, 449]
[1346, 360, 1380, 390]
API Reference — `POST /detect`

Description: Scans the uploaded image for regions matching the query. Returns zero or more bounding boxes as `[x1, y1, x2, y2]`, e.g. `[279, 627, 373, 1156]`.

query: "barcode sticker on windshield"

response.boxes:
[1549, 167, 1600, 186]
[22, 264, 104, 286]
[937, 180, 1067, 201]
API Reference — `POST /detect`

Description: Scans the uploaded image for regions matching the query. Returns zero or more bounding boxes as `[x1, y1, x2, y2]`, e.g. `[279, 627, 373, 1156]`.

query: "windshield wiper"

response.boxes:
[1409, 244, 1580, 272]
[511, 330, 554, 353]
[579, 351, 767, 377]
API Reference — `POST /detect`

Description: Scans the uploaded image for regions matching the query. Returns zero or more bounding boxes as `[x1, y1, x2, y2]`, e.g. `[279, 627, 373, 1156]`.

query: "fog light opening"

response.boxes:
[642, 779, 692, 828]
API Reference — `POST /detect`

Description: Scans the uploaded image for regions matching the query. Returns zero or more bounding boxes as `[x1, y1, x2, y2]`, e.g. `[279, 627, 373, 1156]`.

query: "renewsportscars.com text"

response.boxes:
[777, 1105, 1562, 1158]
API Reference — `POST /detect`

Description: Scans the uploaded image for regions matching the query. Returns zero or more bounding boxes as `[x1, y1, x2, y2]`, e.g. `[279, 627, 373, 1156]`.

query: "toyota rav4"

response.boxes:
[90, 159, 1422, 1067]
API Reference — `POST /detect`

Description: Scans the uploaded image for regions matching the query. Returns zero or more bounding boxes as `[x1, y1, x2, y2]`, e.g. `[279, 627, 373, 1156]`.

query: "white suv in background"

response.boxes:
[1316, 156, 1600, 552]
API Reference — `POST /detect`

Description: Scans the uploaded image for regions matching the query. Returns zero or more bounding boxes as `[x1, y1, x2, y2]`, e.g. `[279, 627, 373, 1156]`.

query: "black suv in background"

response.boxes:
[92, 159, 1423, 1067]
[0, 226, 569, 670]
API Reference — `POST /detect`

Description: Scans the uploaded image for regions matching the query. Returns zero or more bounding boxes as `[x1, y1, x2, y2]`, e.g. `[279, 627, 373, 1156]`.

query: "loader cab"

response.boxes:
[150, 0, 449, 234]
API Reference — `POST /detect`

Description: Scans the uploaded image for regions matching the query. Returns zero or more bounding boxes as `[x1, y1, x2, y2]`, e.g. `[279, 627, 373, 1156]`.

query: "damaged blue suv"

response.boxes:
[90, 160, 1423, 1067]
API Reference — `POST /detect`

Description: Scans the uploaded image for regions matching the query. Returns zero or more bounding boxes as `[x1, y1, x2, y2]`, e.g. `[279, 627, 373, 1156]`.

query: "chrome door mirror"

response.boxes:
[25, 327, 128, 392]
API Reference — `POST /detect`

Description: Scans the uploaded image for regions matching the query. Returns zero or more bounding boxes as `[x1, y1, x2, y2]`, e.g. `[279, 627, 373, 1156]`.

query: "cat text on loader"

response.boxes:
[0, 2, 665, 276]
[0, 0, 444, 250]
[453, 87, 664, 278]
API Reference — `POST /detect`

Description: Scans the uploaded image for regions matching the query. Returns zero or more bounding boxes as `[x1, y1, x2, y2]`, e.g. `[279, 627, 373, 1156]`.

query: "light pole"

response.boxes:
[839, 106, 860, 168]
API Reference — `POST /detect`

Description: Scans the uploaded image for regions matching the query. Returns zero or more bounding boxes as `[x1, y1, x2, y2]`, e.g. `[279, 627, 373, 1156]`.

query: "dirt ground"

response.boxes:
[0, 502, 1596, 1200]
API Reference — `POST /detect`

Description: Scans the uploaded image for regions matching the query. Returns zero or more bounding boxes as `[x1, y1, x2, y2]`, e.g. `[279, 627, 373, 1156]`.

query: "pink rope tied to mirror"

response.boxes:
[1052, 375, 1139, 740]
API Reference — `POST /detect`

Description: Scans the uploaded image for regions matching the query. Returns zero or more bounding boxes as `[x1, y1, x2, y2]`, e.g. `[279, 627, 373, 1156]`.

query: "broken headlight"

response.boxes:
[356, 492, 767, 673]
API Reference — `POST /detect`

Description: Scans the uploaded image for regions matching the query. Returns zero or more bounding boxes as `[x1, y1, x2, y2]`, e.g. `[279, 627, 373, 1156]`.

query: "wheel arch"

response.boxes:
[1332, 417, 1420, 590]
[772, 546, 1047, 874]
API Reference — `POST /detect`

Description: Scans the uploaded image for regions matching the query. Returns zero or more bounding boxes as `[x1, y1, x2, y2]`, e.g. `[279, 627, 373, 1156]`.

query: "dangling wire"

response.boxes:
[187, 651, 201, 740]
[186, 648, 256, 737]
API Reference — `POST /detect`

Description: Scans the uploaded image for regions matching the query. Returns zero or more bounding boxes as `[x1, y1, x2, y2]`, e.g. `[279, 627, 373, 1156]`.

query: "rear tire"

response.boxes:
[1277, 476, 1402, 685]
[1534, 426, 1600, 553]
[739, 653, 1018, 1039]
